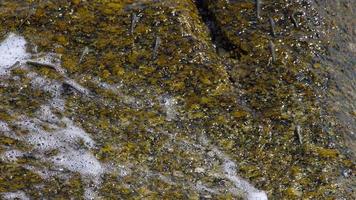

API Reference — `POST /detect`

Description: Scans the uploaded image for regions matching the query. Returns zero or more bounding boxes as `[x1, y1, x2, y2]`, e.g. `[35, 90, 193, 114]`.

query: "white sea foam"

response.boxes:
[197, 134, 268, 200]
[29, 74, 62, 97]
[26, 72, 65, 111]
[1, 191, 30, 200]
[17, 115, 96, 156]
[0, 33, 105, 200]
[16, 90, 102, 199]
[0, 149, 24, 162]
[36, 105, 60, 123]
[13, 113, 104, 199]
[51, 150, 104, 177]
[50, 97, 66, 111]
[0, 33, 30, 75]
[0, 120, 11, 132]
[161, 96, 178, 121]
[212, 148, 268, 200]
[84, 186, 101, 200]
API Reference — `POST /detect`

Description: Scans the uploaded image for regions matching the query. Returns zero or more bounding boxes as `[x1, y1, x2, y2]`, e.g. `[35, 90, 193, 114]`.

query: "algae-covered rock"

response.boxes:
[0, 0, 354, 199]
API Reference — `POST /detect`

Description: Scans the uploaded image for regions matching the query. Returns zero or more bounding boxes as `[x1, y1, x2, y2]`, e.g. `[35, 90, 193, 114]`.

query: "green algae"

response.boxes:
[0, 0, 354, 199]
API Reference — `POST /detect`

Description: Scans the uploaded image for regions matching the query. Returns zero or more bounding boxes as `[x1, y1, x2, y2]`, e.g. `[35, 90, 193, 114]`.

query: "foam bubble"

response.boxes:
[0, 33, 30, 75]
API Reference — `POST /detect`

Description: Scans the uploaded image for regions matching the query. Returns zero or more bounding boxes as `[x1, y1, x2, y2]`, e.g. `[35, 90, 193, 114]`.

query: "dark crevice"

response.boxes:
[194, 0, 246, 60]
[194, 0, 263, 119]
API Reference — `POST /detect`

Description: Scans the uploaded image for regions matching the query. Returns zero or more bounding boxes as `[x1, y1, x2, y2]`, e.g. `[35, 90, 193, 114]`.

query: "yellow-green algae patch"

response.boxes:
[0, 0, 354, 199]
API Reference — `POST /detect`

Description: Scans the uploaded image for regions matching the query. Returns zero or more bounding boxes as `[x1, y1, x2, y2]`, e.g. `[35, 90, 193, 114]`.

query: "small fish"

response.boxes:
[268, 40, 276, 63]
[269, 17, 276, 37]
[62, 78, 90, 96]
[130, 13, 139, 35]
[10, 61, 20, 69]
[23, 153, 36, 160]
[26, 60, 65, 74]
[79, 46, 90, 63]
[256, 0, 261, 19]
[295, 125, 303, 144]
[291, 12, 299, 28]
[153, 36, 161, 59]
[17, 9, 35, 31]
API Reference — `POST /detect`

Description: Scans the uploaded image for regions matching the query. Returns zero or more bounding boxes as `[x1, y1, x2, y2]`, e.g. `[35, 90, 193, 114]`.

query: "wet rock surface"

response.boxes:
[0, 0, 354, 199]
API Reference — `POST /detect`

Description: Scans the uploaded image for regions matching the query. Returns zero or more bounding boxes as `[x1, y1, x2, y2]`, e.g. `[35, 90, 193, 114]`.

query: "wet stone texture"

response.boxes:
[0, 0, 354, 199]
